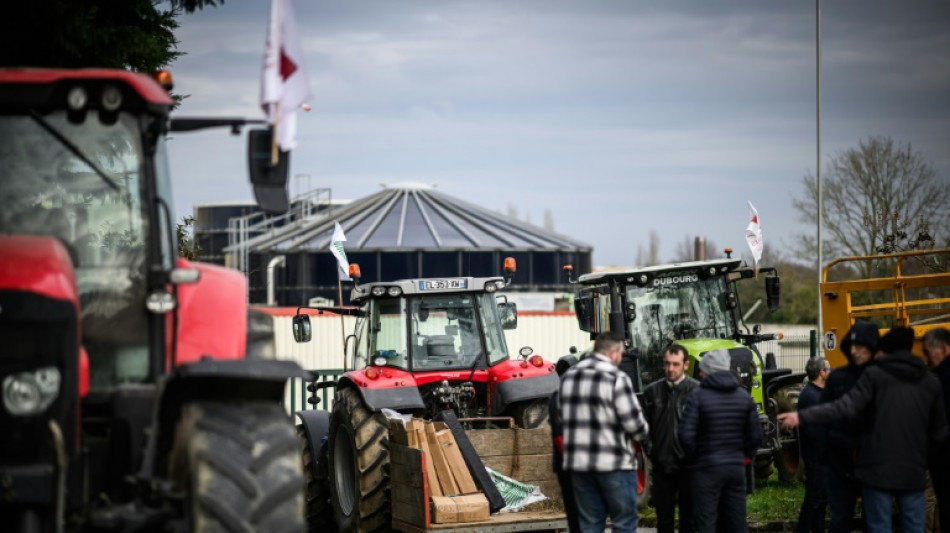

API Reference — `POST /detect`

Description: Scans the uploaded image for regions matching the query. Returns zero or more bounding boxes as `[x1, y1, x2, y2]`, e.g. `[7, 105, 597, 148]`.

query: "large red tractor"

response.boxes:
[0, 69, 308, 532]
[292, 260, 560, 532]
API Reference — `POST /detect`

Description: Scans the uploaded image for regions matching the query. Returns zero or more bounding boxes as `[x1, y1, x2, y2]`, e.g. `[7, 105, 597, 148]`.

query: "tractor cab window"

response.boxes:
[367, 299, 407, 369]
[626, 275, 736, 384]
[0, 112, 149, 391]
[478, 293, 509, 364]
[410, 295, 483, 370]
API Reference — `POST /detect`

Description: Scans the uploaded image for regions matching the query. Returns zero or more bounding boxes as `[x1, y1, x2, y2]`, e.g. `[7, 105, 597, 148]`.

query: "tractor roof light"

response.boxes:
[371, 287, 387, 297]
[387, 286, 402, 297]
[349, 264, 361, 283]
[484, 282, 497, 293]
[67, 86, 88, 111]
[101, 84, 123, 112]
[153, 70, 174, 92]
[504, 257, 517, 274]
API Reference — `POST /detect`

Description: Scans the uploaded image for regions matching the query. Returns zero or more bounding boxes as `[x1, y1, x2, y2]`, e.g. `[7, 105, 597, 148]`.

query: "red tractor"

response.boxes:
[292, 260, 560, 532]
[0, 69, 308, 532]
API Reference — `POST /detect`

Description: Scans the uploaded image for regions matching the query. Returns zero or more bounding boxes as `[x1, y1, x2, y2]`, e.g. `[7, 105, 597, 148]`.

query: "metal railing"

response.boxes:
[287, 368, 343, 414]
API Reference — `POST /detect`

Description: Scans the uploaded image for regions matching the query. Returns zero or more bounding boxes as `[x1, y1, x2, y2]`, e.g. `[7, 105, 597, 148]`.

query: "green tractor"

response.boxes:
[566, 251, 805, 484]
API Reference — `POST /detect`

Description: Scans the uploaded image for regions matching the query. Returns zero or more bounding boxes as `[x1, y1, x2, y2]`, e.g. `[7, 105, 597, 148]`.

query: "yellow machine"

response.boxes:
[820, 249, 950, 368]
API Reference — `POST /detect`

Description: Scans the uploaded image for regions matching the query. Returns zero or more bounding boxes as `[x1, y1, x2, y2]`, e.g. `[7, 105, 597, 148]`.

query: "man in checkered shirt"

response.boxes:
[558, 331, 650, 533]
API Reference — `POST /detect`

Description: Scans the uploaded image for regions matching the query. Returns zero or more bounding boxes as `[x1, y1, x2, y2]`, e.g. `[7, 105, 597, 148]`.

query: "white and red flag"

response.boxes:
[745, 201, 764, 268]
[261, 0, 312, 151]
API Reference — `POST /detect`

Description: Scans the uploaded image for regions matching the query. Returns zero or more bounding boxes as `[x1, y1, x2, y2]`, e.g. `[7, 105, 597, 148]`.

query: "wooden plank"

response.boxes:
[426, 421, 460, 495]
[390, 444, 430, 528]
[435, 410, 507, 513]
[480, 454, 557, 483]
[393, 510, 568, 532]
[464, 428, 552, 457]
[413, 421, 442, 498]
[434, 429, 478, 494]
[391, 421, 411, 446]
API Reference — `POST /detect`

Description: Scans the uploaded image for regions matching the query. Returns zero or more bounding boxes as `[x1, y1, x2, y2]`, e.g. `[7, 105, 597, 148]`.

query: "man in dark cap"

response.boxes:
[678, 349, 762, 533]
[818, 321, 879, 533]
[780, 327, 948, 533]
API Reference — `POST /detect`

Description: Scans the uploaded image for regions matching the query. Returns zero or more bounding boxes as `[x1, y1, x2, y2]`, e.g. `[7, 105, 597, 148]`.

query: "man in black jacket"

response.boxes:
[820, 321, 878, 533]
[643, 344, 700, 533]
[780, 327, 949, 533]
[678, 349, 763, 533]
[796, 356, 831, 533]
[923, 327, 950, 531]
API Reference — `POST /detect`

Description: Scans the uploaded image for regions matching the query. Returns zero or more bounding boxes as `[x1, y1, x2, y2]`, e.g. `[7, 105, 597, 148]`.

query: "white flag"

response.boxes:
[261, 0, 312, 151]
[745, 202, 763, 265]
[329, 222, 351, 281]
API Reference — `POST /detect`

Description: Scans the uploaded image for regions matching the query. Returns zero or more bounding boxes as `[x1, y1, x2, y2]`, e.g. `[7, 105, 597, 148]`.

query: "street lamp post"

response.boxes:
[816, 0, 823, 334]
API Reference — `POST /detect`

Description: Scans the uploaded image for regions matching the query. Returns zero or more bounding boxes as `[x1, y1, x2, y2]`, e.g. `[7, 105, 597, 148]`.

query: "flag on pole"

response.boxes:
[261, 0, 312, 151]
[330, 222, 351, 281]
[745, 202, 764, 267]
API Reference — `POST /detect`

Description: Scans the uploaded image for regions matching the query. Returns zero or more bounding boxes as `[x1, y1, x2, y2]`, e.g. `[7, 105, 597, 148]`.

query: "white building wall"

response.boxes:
[265, 309, 817, 411]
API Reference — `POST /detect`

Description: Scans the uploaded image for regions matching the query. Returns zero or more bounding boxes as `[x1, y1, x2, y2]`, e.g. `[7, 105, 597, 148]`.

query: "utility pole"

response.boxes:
[816, 0, 823, 334]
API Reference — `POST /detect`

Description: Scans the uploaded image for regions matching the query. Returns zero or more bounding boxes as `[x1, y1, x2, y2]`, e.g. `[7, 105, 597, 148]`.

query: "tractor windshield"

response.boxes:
[0, 111, 150, 391]
[625, 275, 735, 359]
[405, 293, 504, 371]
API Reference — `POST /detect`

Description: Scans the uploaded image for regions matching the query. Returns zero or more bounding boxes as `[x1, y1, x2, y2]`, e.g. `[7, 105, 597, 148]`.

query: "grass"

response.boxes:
[637, 470, 805, 527]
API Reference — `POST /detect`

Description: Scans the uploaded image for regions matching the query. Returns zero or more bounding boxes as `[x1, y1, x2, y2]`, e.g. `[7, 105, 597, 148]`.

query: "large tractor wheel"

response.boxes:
[508, 398, 550, 429]
[770, 382, 805, 483]
[328, 387, 391, 533]
[297, 425, 335, 531]
[775, 442, 803, 483]
[635, 441, 652, 510]
[168, 402, 305, 533]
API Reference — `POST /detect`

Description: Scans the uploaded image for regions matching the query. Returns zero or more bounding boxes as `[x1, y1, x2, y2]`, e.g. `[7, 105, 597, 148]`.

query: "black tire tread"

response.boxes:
[330, 387, 391, 533]
[171, 402, 305, 533]
[297, 425, 335, 531]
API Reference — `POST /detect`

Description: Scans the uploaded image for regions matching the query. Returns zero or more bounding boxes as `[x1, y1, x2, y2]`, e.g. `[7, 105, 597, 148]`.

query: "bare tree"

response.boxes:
[793, 136, 949, 276]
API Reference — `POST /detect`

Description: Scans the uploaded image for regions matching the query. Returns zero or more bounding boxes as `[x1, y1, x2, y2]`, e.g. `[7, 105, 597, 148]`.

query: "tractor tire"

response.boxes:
[508, 398, 550, 429]
[775, 442, 803, 483]
[770, 382, 804, 483]
[168, 402, 305, 533]
[635, 441, 652, 510]
[328, 387, 391, 533]
[297, 425, 335, 531]
[754, 457, 775, 480]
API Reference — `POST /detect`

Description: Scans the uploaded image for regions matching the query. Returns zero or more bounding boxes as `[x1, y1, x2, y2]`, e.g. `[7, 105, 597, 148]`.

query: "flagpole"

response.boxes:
[271, 104, 279, 166]
[337, 279, 346, 368]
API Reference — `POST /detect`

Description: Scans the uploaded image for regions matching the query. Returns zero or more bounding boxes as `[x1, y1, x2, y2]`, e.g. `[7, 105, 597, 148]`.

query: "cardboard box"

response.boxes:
[430, 493, 490, 524]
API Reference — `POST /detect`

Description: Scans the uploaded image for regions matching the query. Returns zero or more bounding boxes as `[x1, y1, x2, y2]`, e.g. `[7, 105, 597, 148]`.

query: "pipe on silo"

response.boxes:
[266, 255, 287, 306]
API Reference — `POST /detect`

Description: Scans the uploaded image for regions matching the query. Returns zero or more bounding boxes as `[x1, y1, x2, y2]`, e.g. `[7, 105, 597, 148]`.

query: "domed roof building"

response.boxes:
[203, 183, 592, 306]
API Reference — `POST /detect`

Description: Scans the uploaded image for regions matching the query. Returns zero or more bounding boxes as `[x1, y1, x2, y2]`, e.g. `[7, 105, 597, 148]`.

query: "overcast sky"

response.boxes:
[165, 0, 950, 268]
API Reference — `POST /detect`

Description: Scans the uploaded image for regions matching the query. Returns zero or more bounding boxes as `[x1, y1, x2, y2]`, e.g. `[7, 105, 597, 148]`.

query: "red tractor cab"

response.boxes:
[0, 69, 308, 532]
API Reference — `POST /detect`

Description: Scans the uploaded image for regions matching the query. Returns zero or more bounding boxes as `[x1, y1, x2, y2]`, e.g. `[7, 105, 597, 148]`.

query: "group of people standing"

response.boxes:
[550, 324, 950, 533]
[781, 324, 950, 533]
[552, 332, 762, 533]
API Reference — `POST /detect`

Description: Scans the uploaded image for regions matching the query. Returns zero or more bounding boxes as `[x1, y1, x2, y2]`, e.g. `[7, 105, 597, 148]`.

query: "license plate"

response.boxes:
[419, 279, 466, 290]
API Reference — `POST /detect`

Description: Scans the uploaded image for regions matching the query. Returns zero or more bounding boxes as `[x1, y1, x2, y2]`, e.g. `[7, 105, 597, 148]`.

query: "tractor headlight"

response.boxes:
[3, 367, 61, 416]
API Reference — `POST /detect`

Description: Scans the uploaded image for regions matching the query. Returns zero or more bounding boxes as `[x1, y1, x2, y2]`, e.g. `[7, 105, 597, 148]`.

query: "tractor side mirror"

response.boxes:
[499, 302, 518, 330]
[574, 296, 594, 332]
[765, 276, 781, 313]
[248, 128, 290, 214]
[292, 313, 312, 343]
